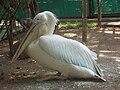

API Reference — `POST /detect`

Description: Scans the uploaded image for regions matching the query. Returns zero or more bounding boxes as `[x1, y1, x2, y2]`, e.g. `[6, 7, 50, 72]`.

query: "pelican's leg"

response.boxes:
[40, 75, 67, 81]
[36, 72, 68, 81]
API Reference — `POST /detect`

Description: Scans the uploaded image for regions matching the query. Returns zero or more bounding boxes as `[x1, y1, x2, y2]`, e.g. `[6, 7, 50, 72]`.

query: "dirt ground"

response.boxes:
[0, 27, 120, 90]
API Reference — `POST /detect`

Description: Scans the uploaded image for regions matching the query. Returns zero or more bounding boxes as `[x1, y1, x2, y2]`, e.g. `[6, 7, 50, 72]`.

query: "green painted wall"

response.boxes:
[0, 0, 120, 19]
[93, 0, 120, 15]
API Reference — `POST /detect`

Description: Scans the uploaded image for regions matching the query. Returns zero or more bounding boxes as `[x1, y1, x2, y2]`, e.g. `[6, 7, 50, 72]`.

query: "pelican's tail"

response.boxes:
[94, 73, 106, 82]
[94, 63, 106, 81]
[71, 64, 106, 81]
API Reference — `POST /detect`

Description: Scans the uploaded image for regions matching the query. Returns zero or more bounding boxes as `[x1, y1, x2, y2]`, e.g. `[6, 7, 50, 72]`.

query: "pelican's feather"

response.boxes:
[39, 34, 103, 77]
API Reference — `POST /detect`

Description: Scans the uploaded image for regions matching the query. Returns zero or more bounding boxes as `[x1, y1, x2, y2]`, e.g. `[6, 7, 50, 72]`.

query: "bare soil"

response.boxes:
[0, 27, 120, 90]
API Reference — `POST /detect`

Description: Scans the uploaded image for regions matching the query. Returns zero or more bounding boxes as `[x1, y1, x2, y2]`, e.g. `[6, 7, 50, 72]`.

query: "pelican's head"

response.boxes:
[32, 11, 58, 35]
[10, 11, 59, 63]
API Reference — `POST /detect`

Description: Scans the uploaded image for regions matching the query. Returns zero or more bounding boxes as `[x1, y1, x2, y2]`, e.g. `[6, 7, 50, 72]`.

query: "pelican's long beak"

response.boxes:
[10, 23, 38, 64]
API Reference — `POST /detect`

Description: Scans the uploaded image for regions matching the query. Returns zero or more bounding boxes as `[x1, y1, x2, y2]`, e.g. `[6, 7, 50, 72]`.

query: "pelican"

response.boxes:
[11, 11, 106, 81]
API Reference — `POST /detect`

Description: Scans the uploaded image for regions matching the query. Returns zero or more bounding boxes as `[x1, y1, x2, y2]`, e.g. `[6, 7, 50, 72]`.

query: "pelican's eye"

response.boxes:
[37, 18, 39, 20]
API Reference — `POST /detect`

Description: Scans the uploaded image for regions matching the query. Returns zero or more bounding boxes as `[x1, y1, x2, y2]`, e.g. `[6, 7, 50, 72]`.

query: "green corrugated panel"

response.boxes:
[38, 0, 83, 18]
[1, 0, 120, 19]
[0, 5, 4, 19]
[93, 0, 120, 15]
[38, 0, 64, 17]
[16, 11, 26, 19]
[63, 0, 82, 17]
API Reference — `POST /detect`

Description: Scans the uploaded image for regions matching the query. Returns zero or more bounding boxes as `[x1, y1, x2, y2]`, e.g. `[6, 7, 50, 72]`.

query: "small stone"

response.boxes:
[12, 72, 16, 75]
[16, 67, 21, 69]
[28, 59, 36, 63]
[10, 76, 15, 80]
[29, 72, 36, 75]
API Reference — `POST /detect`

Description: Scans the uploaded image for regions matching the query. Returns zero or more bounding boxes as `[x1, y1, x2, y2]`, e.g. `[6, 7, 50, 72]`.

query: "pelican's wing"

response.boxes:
[39, 35, 103, 76]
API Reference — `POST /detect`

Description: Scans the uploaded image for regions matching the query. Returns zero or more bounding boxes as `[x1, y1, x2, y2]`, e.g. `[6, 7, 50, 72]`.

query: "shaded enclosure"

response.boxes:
[0, 0, 120, 90]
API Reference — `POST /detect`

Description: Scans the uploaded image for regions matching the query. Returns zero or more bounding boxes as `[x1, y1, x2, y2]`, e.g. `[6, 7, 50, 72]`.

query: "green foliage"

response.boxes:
[59, 21, 97, 29]
[87, 22, 98, 28]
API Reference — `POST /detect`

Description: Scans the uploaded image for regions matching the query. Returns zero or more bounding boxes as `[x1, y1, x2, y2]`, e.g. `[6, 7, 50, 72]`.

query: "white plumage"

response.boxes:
[11, 11, 105, 81]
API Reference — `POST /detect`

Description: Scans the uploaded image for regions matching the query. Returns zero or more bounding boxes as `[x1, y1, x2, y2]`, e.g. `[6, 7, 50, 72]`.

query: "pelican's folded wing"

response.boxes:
[39, 35, 103, 76]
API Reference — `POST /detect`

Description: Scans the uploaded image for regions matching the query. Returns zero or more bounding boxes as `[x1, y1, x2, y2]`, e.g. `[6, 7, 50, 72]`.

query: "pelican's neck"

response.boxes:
[38, 20, 55, 36]
[46, 19, 56, 35]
